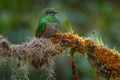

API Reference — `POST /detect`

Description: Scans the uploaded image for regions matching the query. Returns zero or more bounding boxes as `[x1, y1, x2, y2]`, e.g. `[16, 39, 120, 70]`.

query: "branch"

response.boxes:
[0, 35, 59, 80]
[52, 32, 120, 80]
[0, 32, 120, 80]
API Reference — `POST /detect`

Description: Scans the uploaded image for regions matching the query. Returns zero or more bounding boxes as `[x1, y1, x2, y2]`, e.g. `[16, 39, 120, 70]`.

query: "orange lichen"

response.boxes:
[93, 46, 120, 79]
[53, 32, 120, 80]
[71, 59, 79, 80]
[53, 32, 86, 54]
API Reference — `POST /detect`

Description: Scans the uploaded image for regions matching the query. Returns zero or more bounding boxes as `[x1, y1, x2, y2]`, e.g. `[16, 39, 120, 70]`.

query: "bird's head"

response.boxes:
[45, 8, 58, 16]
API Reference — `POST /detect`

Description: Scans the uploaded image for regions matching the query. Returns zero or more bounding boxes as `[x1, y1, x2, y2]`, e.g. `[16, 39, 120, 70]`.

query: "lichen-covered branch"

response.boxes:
[52, 32, 120, 80]
[0, 35, 59, 80]
[0, 32, 120, 80]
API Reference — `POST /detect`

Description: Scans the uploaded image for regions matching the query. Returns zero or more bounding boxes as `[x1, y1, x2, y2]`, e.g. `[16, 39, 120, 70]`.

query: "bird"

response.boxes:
[35, 8, 60, 38]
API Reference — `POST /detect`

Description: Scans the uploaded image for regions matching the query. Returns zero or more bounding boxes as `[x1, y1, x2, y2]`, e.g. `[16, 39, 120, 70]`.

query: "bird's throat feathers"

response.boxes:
[45, 15, 58, 23]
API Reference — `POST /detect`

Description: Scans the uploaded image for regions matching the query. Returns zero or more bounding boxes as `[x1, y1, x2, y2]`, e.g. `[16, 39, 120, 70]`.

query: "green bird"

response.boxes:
[35, 8, 60, 38]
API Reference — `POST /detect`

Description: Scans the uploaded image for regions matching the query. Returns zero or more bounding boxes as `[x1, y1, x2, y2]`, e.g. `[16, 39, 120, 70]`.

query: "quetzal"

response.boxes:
[35, 8, 60, 38]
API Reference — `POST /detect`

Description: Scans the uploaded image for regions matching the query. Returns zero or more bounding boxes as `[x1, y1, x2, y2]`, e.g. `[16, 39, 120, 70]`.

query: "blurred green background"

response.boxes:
[0, 0, 120, 80]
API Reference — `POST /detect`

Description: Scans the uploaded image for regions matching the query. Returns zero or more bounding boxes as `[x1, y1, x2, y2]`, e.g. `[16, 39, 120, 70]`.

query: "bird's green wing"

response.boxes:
[36, 18, 46, 35]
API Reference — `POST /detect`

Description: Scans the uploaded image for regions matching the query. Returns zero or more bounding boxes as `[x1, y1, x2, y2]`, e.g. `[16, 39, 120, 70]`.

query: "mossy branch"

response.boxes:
[52, 32, 120, 80]
[0, 35, 59, 80]
[0, 32, 120, 80]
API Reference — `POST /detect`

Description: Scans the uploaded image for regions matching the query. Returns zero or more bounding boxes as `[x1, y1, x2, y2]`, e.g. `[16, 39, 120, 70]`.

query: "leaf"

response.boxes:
[96, 37, 100, 44]
[64, 20, 74, 33]
[100, 36, 104, 45]
[95, 36, 104, 45]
